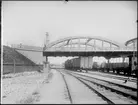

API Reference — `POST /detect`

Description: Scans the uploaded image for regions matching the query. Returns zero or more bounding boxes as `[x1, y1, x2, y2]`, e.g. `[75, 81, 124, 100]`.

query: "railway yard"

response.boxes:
[1, 69, 137, 104]
[2, 40, 137, 104]
[2, 1, 137, 104]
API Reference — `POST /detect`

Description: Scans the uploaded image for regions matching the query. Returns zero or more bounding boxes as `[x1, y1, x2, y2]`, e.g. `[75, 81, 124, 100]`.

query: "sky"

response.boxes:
[2, 1, 137, 64]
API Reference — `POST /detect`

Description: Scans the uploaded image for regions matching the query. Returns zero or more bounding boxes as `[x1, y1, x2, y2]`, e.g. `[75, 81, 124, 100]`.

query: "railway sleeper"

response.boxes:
[72, 74, 137, 101]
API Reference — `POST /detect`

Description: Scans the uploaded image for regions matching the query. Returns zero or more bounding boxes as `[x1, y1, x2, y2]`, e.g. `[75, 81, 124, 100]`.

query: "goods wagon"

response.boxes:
[65, 59, 73, 70]
[64, 56, 137, 76]
[131, 56, 137, 76]
[99, 62, 137, 75]
[64, 57, 96, 72]
[94, 56, 137, 76]
[72, 58, 80, 71]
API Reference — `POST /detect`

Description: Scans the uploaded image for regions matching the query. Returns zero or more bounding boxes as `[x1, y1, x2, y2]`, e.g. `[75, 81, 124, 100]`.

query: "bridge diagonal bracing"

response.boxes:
[46, 36, 123, 49]
[43, 36, 137, 57]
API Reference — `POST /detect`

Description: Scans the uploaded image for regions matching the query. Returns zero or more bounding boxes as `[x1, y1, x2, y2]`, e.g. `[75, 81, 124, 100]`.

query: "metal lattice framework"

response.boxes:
[125, 37, 137, 57]
[44, 36, 128, 52]
[125, 37, 137, 48]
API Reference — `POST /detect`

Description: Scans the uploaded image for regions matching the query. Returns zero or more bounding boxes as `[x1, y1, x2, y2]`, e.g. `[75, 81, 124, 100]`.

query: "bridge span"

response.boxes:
[43, 36, 137, 57]
[10, 35, 137, 74]
[42, 36, 137, 74]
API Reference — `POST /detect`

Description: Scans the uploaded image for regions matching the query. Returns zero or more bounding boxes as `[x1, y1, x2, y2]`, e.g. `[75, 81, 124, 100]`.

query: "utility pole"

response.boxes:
[13, 59, 15, 74]
[43, 32, 50, 73]
[46, 32, 49, 46]
[44, 32, 49, 50]
[46, 32, 49, 68]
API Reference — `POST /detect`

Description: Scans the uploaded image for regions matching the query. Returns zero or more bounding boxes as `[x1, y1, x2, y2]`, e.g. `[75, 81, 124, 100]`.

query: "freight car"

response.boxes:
[64, 59, 73, 70]
[64, 56, 137, 76]
[72, 58, 81, 71]
[64, 57, 97, 72]
[131, 56, 137, 76]
[99, 62, 129, 74]
[99, 61, 137, 76]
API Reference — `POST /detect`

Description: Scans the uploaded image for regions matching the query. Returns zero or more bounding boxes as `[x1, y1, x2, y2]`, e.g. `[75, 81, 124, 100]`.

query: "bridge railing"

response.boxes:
[45, 46, 137, 52]
[11, 44, 43, 52]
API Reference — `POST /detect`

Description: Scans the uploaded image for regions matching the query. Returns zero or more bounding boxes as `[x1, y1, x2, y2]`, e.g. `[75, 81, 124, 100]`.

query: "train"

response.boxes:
[99, 56, 137, 76]
[64, 57, 100, 72]
[64, 56, 137, 76]
[65, 58, 80, 71]
[99, 62, 130, 74]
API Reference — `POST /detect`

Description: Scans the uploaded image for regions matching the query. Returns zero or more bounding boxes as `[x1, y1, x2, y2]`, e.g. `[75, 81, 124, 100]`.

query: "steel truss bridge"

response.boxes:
[43, 36, 137, 58]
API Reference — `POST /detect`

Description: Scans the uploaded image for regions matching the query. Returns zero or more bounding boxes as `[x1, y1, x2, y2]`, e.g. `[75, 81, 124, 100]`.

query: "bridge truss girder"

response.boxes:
[125, 37, 137, 50]
[45, 36, 123, 51]
[57, 42, 102, 50]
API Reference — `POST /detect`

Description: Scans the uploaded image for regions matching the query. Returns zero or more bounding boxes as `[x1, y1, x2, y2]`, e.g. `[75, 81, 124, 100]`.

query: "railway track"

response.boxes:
[58, 70, 73, 104]
[58, 70, 114, 104]
[99, 71, 137, 78]
[69, 70, 137, 91]
[62, 70, 137, 104]
[73, 69, 137, 83]
[87, 71, 137, 83]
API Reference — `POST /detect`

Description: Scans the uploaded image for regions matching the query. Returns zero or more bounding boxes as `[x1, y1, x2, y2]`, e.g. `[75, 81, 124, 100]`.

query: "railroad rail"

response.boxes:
[63, 70, 137, 103]
[58, 70, 73, 104]
[87, 71, 137, 83]
[58, 70, 114, 104]
[73, 70, 137, 83]
[69, 70, 137, 91]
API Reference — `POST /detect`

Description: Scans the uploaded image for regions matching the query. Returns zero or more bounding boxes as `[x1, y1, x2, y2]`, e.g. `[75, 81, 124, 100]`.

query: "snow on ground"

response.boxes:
[62, 70, 108, 104]
[74, 71, 137, 89]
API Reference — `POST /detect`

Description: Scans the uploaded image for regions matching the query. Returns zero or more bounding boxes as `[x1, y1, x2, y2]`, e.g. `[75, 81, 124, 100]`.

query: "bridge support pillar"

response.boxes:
[80, 56, 93, 72]
[43, 56, 50, 73]
[128, 56, 132, 76]
[88, 56, 93, 71]
[121, 55, 127, 75]
[107, 59, 110, 72]
[80, 56, 85, 72]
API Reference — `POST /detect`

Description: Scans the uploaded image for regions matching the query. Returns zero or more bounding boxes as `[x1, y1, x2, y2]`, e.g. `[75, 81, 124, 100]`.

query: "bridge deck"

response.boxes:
[43, 51, 136, 57]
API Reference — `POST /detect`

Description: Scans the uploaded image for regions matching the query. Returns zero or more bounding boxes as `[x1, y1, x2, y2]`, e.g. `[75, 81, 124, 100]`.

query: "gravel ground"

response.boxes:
[35, 69, 70, 104]
[74, 71, 137, 89]
[3, 69, 134, 104]
[1, 69, 70, 104]
[1, 71, 48, 104]
[61, 70, 108, 104]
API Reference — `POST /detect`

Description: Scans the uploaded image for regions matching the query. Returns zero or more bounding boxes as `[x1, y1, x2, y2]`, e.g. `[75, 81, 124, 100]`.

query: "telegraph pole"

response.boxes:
[46, 32, 49, 46]
[44, 32, 50, 73]
[13, 59, 15, 74]
[45, 32, 49, 64]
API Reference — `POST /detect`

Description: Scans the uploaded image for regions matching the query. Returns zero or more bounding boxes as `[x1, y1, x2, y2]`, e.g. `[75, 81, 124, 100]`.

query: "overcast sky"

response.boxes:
[2, 1, 137, 47]
[2, 1, 137, 64]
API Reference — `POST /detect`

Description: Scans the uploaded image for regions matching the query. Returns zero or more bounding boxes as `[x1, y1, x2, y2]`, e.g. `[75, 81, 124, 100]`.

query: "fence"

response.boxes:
[45, 46, 137, 52]
[3, 63, 43, 74]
